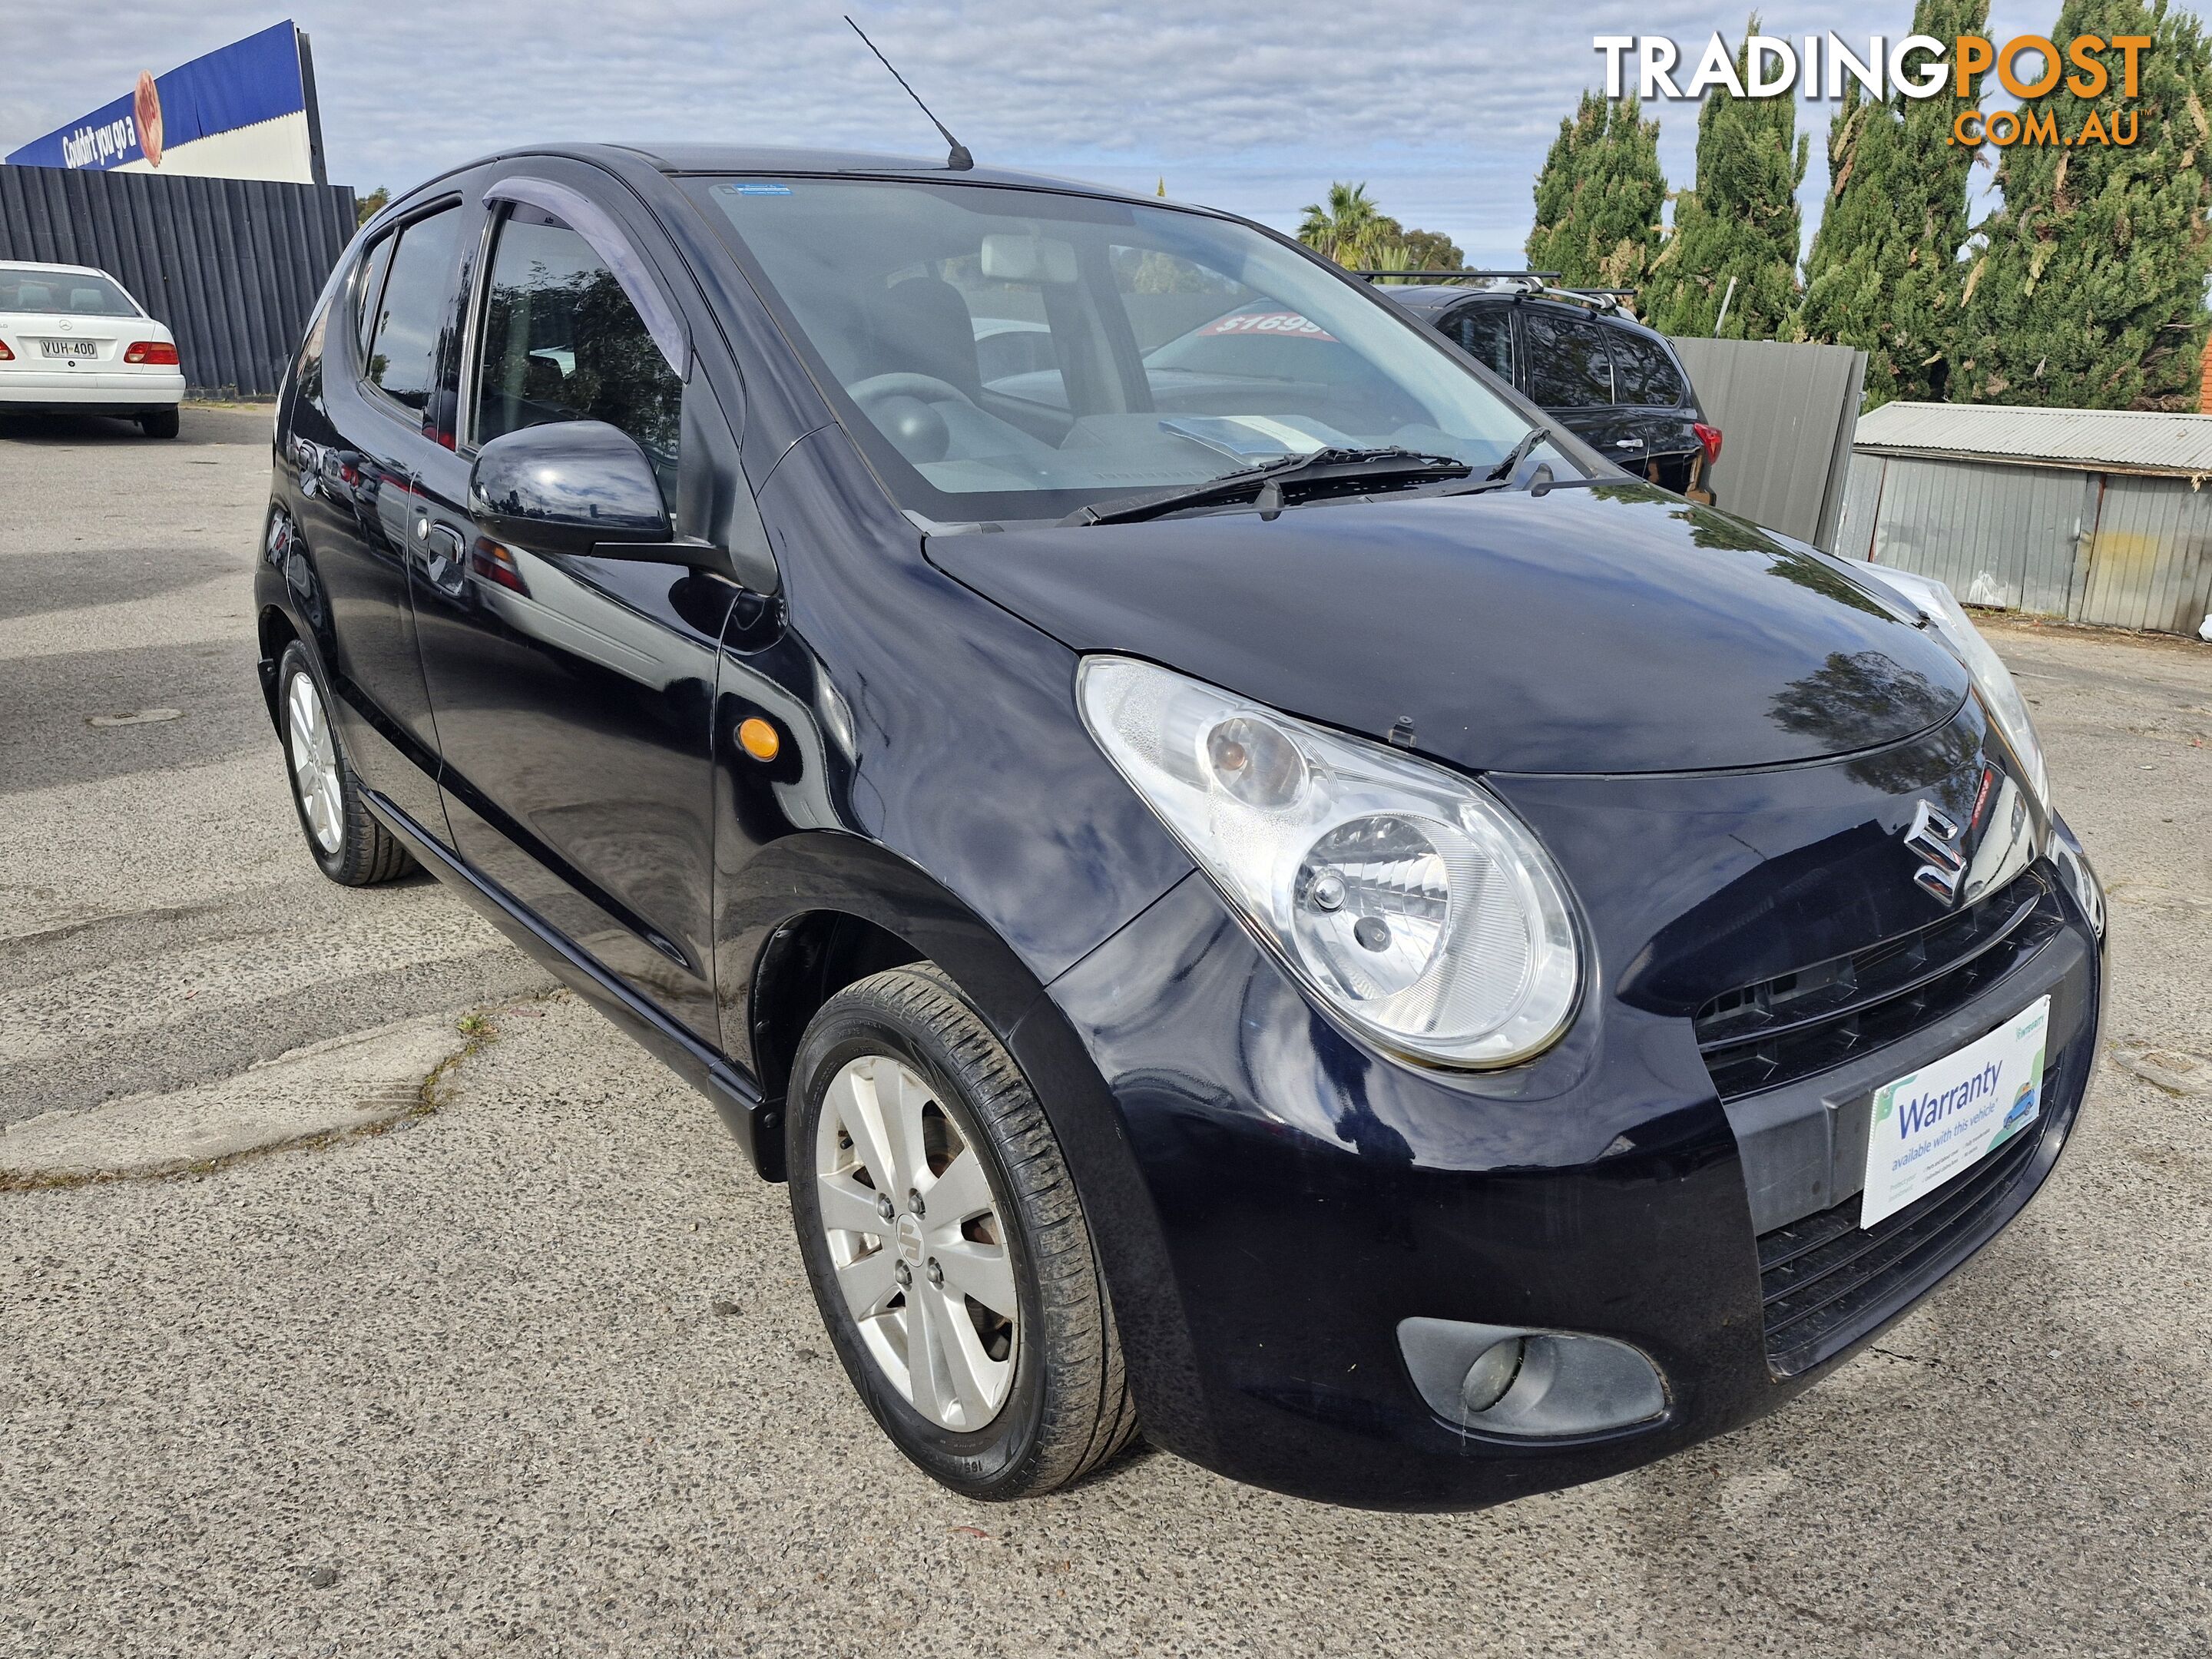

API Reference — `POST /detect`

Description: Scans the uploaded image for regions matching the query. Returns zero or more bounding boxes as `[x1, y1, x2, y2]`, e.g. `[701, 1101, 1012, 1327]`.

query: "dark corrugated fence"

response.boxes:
[0, 164, 356, 396]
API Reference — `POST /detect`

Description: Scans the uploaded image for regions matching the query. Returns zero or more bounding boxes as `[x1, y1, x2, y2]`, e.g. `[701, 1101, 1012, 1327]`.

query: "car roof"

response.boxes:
[0, 260, 117, 279]
[1379, 283, 1675, 342]
[1373, 286, 1465, 313]
[418, 143, 1176, 214]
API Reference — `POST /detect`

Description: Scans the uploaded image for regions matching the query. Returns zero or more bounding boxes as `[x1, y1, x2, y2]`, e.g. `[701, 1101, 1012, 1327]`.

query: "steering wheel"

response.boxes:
[848, 373, 975, 410]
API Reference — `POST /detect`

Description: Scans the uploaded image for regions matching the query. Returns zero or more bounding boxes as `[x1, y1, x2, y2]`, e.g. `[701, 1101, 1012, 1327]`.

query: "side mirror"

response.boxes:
[469, 420, 672, 558]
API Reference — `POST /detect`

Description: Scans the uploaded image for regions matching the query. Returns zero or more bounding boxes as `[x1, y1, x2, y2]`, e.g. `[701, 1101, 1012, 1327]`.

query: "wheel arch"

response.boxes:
[254, 500, 326, 738]
[727, 830, 1205, 1453]
[257, 601, 301, 734]
[748, 907, 926, 1111]
[727, 831, 1062, 1119]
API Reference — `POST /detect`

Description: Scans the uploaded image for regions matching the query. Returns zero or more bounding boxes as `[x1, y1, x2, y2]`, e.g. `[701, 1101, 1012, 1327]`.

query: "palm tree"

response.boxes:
[1297, 183, 1385, 264]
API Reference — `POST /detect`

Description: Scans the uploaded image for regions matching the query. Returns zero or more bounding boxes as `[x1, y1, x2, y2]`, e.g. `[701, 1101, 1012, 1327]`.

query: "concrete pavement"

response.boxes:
[0, 406, 555, 1131]
[2, 409, 2208, 1657]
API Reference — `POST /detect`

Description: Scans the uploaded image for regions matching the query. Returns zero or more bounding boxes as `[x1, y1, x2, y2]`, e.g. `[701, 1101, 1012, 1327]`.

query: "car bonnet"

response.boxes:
[924, 485, 1972, 777]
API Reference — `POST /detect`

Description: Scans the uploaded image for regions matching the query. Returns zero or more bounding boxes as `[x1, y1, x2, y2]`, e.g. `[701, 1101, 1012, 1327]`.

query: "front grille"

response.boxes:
[1694, 872, 2063, 1102]
[1755, 1111, 2045, 1376]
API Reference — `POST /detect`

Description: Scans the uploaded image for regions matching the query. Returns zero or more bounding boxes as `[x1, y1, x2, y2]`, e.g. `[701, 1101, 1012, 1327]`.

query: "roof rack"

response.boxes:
[1352, 269, 1637, 316]
[1351, 269, 1560, 285]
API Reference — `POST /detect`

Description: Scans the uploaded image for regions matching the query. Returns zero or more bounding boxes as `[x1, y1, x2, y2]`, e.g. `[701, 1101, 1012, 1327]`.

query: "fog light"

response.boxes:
[1399, 1318, 1667, 1439]
[1459, 1336, 1525, 1414]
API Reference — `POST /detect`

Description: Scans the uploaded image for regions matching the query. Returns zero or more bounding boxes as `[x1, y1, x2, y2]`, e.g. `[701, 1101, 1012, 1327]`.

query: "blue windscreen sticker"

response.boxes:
[727, 181, 793, 196]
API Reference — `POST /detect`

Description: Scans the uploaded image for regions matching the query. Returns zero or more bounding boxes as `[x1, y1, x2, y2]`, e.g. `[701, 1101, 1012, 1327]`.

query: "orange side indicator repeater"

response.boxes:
[737, 717, 781, 762]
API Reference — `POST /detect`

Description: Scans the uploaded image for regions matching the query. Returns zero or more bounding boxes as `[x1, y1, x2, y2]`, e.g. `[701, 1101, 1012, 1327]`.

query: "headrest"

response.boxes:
[876, 276, 979, 397]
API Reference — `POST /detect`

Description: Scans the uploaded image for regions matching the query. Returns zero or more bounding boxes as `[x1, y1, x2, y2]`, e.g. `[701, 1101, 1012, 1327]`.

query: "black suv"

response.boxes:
[257, 144, 2103, 1512]
[1382, 282, 1720, 501]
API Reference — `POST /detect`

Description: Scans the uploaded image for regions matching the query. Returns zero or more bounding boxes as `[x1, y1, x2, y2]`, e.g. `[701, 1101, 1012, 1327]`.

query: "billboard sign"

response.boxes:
[5, 22, 326, 185]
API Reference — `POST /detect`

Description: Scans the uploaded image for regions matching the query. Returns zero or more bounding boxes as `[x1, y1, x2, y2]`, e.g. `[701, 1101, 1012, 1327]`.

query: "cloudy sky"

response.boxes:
[9, 0, 2058, 266]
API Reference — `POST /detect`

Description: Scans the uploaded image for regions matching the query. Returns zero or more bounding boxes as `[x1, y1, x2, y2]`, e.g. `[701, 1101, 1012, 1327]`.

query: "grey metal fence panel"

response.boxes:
[0, 163, 356, 396]
[2078, 472, 2212, 634]
[1857, 456, 2089, 615]
[1833, 451, 1887, 561]
[1665, 337, 1866, 549]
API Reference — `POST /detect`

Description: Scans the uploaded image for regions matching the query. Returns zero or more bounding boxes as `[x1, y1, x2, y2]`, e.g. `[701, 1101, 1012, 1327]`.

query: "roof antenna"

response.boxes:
[844, 16, 973, 171]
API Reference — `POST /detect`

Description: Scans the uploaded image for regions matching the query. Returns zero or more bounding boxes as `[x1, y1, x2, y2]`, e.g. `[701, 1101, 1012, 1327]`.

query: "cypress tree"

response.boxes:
[1958, 0, 2212, 409]
[1797, 0, 1990, 405]
[1526, 91, 1667, 291]
[1644, 19, 1809, 338]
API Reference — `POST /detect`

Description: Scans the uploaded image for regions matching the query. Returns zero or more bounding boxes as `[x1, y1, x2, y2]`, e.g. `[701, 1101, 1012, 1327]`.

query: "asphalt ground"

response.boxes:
[2, 406, 2209, 1657]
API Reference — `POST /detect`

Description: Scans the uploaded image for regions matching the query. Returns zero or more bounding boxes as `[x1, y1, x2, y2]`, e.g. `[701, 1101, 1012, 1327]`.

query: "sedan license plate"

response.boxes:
[40, 339, 98, 358]
[1861, 995, 2051, 1229]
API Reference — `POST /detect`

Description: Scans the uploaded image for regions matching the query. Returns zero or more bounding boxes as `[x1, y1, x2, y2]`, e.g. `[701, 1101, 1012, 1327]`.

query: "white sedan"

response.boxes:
[0, 261, 187, 438]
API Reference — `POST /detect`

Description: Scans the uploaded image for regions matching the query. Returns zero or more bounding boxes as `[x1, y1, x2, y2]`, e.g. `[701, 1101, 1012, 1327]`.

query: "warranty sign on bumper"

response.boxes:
[1861, 995, 2051, 1229]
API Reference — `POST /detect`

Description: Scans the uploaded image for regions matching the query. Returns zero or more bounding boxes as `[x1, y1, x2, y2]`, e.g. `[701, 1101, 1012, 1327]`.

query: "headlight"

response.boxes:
[1077, 656, 1580, 1069]
[1854, 563, 2050, 808]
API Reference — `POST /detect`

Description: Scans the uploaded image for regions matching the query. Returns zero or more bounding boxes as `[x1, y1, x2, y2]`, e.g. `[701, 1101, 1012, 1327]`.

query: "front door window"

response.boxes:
[470, 205, 683, 500]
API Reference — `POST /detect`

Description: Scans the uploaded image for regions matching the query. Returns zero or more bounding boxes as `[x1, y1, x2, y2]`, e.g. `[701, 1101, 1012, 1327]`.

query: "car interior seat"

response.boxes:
[869, 276, 982, 400]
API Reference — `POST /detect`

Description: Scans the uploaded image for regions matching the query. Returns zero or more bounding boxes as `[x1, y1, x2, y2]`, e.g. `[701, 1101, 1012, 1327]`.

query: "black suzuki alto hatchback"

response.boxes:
[257, 144, 2105, 1511]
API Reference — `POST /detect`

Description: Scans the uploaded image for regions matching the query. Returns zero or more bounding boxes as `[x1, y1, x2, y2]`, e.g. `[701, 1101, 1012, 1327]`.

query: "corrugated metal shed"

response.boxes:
[1, 163, 356, 396]
[1853, 400, 2212, 478]
[2077, 472, 2212, 633]
[1837, 402, 2212, 636]
[1836, 452, 2093, 614]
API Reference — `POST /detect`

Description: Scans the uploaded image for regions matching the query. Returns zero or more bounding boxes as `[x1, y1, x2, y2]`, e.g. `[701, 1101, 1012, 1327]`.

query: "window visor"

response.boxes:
[482, 174, 690, 379]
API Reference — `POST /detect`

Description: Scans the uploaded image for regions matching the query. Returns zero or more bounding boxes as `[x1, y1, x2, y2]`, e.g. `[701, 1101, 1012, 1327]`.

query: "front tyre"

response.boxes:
[276, 641, 414, 886]
[787, 964, 1136, 1499]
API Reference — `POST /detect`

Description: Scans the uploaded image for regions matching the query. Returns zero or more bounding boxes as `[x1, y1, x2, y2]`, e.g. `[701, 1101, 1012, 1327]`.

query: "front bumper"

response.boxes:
[0, 369, 185, 409]
[1040, 717, 2104, 1510]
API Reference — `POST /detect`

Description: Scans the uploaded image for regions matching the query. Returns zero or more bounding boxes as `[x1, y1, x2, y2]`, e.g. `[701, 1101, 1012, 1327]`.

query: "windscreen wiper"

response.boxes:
[1488, 424, 1553, 482]
[1424, 425, 1621, 500]
[1061, 446, 1473, 528]
[1427, 424, 1553, 497]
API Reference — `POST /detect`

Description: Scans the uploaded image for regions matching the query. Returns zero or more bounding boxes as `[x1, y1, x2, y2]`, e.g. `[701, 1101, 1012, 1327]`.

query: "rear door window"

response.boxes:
[1608, 326, 1687, 408]
[469, 204, 683, 496]
[361, 207, 460, 413]
[353, 236, 396, 361]
[1445, 303, 1514, 382]
[1522, 310, 1614, 408]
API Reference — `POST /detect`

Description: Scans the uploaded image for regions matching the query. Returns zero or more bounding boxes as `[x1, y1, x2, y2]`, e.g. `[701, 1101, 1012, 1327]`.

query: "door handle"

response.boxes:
[1614, 439, 1643, 449]
[424, 523, 467, 594]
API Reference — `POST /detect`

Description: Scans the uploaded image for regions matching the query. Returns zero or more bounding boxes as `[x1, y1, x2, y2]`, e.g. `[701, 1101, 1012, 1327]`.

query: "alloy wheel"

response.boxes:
[813, 1052, 1018, 1432]
[286, 669, 343, 856]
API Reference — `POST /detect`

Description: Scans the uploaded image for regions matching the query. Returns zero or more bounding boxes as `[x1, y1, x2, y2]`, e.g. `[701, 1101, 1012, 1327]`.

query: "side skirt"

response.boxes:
[361, 786, 783, 1180]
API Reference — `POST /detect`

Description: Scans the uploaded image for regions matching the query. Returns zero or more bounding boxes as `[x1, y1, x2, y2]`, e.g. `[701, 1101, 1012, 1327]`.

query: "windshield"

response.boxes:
[688, 177, 1548, 522]
[0, 267, 139, 316]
